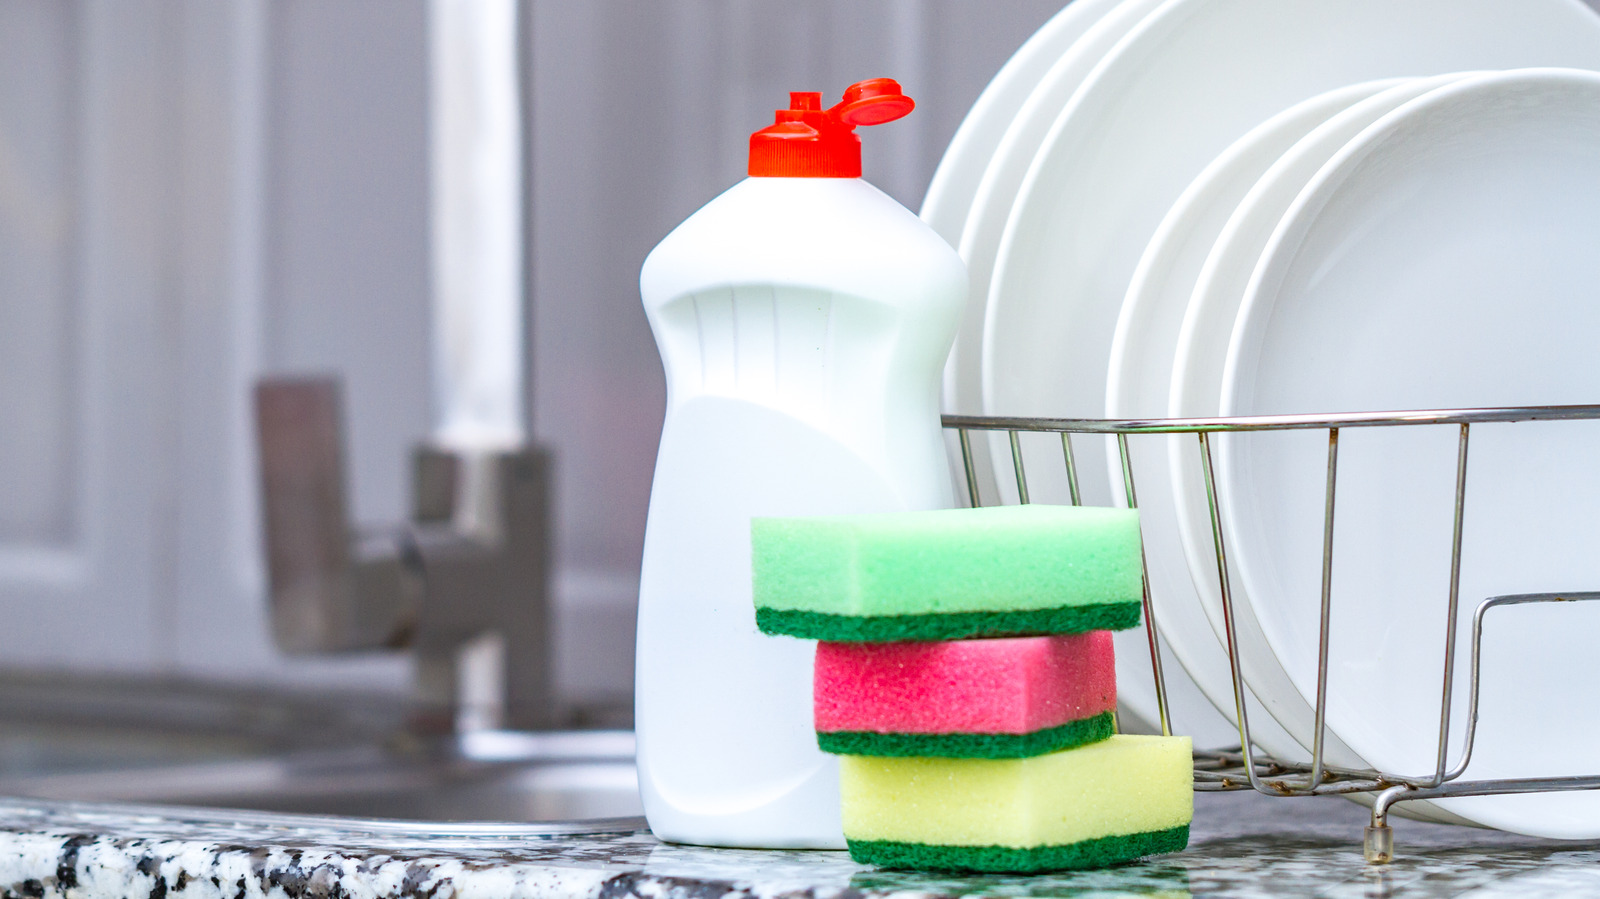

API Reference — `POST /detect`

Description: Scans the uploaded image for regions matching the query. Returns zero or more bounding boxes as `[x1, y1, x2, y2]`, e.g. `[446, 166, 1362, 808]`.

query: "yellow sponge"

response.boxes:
[840, 734, 1193, 872]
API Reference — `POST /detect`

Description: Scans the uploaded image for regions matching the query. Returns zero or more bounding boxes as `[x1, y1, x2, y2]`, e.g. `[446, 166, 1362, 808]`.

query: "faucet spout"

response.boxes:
[254, 376, 553, 731]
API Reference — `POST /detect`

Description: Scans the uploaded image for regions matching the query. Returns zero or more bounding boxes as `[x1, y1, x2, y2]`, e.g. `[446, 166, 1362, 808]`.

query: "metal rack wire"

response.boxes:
[942, 404, 1600, 864]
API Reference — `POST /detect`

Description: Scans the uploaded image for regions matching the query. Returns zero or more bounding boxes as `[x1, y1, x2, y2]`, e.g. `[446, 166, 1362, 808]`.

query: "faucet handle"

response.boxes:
[254, 377, 420, 652]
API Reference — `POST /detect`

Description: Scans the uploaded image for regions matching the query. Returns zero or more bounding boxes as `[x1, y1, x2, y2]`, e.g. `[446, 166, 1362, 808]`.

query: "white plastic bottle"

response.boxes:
[634, 79, 967, 848]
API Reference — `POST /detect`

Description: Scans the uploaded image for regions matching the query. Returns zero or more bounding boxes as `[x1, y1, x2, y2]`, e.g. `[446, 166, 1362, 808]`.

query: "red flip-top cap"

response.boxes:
[748, 78, 915, 178]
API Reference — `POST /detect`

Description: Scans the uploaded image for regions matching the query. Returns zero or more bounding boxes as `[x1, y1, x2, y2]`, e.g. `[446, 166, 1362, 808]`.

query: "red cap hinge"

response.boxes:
[748, 78, 914, 178]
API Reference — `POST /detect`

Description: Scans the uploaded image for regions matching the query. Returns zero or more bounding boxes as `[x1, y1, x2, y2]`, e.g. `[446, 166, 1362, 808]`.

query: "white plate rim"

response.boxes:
[1104, 79, 1406, 758]
[1164, 71, 1471, 752]
[1162, 74, 1479, 825]
[1217, 67, 1600, 837]
[920, 0, 1124, 247]
[977, 0, 1600, 517]
[947, 0, 1166, 422]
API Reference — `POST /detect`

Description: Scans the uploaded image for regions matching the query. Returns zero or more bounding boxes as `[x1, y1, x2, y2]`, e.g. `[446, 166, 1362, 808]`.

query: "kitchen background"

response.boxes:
[16, 0, 1600, 715]
[0, 0, 1069, 711]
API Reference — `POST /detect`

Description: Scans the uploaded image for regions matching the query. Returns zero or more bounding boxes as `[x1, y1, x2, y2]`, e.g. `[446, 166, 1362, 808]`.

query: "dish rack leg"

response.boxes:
[1364, 785, 1412, 864]
[1363, 823, 1394, 865]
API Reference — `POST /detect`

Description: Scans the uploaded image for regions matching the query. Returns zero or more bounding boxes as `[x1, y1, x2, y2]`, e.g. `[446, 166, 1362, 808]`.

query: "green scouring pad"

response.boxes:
[752, 504, 1144, 641]
[846, 826, 1191, 873]
[817, 713, 1115, 759]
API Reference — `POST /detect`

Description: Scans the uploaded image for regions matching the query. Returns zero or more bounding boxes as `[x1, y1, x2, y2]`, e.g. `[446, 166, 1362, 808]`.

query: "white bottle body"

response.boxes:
[635, 177, 966, 848]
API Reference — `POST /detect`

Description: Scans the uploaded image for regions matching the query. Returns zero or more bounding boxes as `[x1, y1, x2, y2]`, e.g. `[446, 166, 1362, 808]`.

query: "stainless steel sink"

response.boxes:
[0, 672, 642, 824]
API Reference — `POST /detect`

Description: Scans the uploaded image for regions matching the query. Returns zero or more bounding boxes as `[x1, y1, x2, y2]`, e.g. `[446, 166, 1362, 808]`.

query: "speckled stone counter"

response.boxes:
[2, 791, 1598, 899]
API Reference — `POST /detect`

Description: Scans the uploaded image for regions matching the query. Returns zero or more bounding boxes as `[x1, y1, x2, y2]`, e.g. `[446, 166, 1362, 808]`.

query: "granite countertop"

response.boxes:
[2, 791, 1598, 899]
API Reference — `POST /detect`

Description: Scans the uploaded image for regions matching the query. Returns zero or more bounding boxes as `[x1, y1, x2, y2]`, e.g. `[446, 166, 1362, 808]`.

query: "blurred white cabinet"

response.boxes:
[0, 0, 423, 689]
[0, 1, 185, 670]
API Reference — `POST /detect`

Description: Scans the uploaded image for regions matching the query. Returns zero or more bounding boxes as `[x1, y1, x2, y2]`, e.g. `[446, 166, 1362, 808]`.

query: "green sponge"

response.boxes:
[847, 826, 1190, 873]
[752, 505, 1144, 642]
[817, 713, 1115, 759]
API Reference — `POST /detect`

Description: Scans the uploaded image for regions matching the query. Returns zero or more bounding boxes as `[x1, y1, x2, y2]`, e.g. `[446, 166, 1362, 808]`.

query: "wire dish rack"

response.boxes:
[941, 404, 1600, 864]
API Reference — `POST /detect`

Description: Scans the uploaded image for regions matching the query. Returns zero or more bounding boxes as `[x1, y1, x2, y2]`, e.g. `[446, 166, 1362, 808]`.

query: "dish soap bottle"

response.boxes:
[635, 79, 967, 848]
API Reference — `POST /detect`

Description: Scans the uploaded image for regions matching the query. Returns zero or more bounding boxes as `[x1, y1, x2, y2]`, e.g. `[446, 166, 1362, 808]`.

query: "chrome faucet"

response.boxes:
[253, 376, 553, 731]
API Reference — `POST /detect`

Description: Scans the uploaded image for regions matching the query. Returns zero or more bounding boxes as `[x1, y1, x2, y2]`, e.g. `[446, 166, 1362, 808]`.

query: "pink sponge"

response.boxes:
[814, 632, 1116, 758]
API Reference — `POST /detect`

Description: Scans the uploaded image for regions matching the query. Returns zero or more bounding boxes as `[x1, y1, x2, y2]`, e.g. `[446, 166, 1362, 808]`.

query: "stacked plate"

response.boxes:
[924, 0, 1600, 839]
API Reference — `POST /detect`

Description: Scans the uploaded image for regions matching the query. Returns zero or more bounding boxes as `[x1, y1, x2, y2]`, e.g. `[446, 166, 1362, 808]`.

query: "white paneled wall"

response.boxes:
[0, 1, 179, 672]
[0, 3, 77, 551]
[0, 0, 1062, 698]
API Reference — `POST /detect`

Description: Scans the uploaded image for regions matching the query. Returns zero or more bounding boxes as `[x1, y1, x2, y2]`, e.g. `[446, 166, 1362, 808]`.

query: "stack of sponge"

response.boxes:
[753, 504, 1192, 873]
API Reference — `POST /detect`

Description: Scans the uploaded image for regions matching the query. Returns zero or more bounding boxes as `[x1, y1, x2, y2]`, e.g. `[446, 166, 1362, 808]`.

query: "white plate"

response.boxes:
[1105, 79, 1404, 756]
[945, 0, 1164, 425]
[941, 0, 1164, 522]
[1219, 68, 1600, 838]
[1166, 73, 1466, 747]
[981, 0, 1600, 523]
[920, 0, 1182, 739]
[1165, 75, 1476, 825]
[920, 0, 1125, 248]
